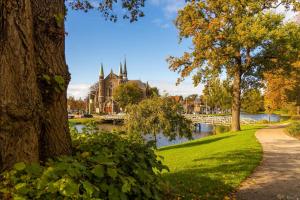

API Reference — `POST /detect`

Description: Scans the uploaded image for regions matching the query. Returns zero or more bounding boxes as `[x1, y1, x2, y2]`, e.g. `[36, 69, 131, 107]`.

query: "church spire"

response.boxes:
[100, 63, 104, 78]
[119, 62, 123, 76]
[124, 58, 127, 76]
[123, 58, 128, 82]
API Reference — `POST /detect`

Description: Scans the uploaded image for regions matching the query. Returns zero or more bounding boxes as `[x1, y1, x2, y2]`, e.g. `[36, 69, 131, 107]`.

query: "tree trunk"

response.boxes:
[31, 0, 72, 160]
[0, 0, 71, 171]
[231, 65, 242, 131]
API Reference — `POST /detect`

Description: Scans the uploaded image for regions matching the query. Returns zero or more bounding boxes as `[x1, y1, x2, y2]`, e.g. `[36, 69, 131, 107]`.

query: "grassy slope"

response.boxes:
[158, 125, 263, 200]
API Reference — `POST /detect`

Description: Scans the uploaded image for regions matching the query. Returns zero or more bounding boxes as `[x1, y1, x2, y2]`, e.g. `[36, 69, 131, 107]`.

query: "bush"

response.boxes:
[213, 125, 230, 134]
[0, 126, 168, 200]
[286, 122, 300, 138]
[291, 115, 300, 120]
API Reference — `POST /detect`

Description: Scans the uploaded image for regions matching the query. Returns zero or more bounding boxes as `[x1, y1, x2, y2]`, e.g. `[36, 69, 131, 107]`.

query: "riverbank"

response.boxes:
[158, 125, 263, 199]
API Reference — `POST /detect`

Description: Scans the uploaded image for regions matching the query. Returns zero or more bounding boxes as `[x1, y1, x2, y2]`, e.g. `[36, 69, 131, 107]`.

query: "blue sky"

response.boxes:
[66, 0, 203, 99]
[66, 0, 297, 99]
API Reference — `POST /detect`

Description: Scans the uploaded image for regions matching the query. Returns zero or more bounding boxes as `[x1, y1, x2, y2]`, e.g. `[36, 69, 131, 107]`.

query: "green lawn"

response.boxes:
[158, 125, 263, 200]
[69, 118, 102, 124]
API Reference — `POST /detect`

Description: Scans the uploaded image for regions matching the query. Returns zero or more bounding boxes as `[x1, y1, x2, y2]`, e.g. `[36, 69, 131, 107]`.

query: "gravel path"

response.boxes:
[236, 125, 300, 200]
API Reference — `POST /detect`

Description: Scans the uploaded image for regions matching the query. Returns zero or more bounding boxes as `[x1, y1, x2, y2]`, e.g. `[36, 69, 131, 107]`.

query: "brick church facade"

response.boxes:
[88, 60, 149, 114]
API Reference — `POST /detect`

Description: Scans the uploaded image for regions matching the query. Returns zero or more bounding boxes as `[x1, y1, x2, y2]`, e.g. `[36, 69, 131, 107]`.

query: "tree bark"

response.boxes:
[0, 0, 41, 171]
[31, 0, 72, 161]
[0, 0, 71, 171]
[231, 65, 242, 131]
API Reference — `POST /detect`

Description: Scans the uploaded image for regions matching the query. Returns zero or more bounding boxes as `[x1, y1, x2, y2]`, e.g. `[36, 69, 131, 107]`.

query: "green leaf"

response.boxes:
[107, 168, 118, 179]
[13, 194, 27, 200]
[15, 183, 26, 190]
[54, 75, 65, 85]
[92, 165, 104, 178]
[26, 163, 43, 176]
[56, 178, 79, 197]
[42, 74, 51, 83]
[82, 181, 94, 197]
[14, 162, 26, 171]
[121, 180, 131, 193]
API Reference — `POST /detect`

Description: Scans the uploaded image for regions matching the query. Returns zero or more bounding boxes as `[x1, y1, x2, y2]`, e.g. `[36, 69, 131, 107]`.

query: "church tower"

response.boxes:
[123, 58, 128, 82]
[118, 62, 123, 85]
[98, 64, 105, 113]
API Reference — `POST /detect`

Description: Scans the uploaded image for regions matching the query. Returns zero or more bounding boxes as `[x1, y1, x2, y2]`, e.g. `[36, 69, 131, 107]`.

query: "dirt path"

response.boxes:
[236, 125, 300, 200]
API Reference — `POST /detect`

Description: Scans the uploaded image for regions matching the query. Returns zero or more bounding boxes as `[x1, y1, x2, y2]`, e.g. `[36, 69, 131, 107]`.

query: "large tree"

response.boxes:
[0, 0, 145, 171]
[168, 0, 300, 131]
[113, 82, 144, 110]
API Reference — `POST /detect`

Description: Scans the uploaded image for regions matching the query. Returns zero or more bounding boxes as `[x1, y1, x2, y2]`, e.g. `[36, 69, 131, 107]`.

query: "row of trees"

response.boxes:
[67, 96, 86, 112]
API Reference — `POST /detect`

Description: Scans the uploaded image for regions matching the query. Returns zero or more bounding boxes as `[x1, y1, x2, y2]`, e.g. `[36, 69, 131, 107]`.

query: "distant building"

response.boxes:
[88, 59, 150, 114]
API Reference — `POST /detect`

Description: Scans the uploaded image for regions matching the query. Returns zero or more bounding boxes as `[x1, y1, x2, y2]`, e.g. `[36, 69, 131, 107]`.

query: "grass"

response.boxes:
[68, 118, 103, 124]
[157, 125, 264, 200]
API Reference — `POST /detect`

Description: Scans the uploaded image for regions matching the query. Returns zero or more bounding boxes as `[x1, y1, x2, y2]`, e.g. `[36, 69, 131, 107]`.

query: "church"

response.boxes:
[88, 60, 150, 114]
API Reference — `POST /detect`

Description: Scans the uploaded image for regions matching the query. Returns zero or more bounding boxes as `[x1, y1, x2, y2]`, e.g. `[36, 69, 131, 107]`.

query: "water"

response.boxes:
[73, 113, 281, 148]
[74, 123, 214, 148]
[144, 124, 214, 148]
[241, 113, 281, 122]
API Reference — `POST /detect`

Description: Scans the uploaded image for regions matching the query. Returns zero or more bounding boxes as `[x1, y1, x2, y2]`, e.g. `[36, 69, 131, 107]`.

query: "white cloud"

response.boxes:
[149, 80, 203, 97]
[152, 18, 171, 29]
[149, 0, 185, 18]
[67, 83, 91, 99]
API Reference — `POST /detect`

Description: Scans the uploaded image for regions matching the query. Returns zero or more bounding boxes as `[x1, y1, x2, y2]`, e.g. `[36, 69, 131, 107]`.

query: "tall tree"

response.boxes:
[0, 0, 145, 171]
[168, 0, 300, 131]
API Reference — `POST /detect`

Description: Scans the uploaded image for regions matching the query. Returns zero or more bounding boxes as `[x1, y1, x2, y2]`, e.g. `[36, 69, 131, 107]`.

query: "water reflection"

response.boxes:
[241, 113, 281, 122]
[74, 123, 214, 148]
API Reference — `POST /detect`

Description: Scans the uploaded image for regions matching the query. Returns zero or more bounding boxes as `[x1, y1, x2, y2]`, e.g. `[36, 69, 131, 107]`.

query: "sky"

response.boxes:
[66, 0, 298, 99]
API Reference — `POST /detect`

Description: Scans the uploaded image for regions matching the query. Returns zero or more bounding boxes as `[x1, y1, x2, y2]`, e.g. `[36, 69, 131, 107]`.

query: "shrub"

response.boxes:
[0, 126, 168, 200]
[286, 122, 300, 138]
[291, 115, 300, 120]
[213, 125, 230, 134]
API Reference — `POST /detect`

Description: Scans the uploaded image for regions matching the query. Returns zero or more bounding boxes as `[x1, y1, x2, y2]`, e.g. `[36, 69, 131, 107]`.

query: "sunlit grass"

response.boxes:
[158, 125, 264, 199]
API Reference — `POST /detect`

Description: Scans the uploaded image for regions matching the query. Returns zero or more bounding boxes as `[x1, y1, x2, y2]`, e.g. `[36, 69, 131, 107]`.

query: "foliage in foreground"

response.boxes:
[286, 121, 300, 138]
[0, 126, 168, 200]
[159, 125, 263, 199]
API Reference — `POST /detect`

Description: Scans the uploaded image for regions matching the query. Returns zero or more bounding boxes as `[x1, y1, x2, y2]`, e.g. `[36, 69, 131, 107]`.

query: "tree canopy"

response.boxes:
[126, 97, 192, 147]
[242, 89, 264, 114]
[113, 82, 144, 109]
[67, 0, 145, 22]
[168, 0, 300, 130]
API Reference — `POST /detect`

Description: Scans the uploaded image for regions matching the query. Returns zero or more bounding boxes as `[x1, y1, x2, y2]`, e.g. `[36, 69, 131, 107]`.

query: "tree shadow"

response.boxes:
[162, 149, 262, 199]
[157, 135, 234, 151]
